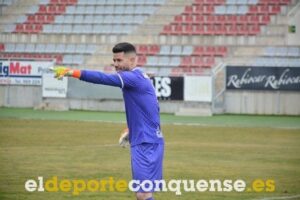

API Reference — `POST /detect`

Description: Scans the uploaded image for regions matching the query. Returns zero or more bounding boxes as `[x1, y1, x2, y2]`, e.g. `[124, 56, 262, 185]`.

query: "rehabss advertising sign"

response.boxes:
[227, 66, 300, 91]
[0, 60, 53, 85]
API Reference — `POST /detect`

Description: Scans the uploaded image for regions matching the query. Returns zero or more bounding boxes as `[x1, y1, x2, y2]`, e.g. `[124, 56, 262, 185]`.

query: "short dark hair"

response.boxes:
[112, 42, 136, 54]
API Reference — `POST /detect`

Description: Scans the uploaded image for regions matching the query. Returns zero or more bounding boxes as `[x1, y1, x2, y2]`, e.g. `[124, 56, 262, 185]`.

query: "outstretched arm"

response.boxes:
[80, 70, 122, 88]
[50, 66, 122, 88]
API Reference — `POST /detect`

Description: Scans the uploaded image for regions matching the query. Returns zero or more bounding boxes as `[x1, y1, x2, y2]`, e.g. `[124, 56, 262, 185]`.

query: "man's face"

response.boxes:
[113, 52, 136, 72]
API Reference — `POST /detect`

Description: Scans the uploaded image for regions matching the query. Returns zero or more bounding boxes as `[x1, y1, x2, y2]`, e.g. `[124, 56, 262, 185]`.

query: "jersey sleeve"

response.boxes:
[118, 71, 139, 88]
[79, 70, 123, 88]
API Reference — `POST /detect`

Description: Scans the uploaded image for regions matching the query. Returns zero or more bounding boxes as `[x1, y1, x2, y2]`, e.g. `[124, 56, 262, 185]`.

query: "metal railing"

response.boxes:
[288, 0, 300, 17]
[211, 62, 226, 114]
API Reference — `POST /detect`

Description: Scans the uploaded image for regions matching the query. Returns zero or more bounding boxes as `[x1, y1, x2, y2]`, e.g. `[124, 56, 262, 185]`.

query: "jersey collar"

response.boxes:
[132, 67, 142, 71]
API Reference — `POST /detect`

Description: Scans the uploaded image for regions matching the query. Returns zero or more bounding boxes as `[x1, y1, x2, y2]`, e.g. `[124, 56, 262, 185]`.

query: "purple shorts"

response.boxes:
[130, 143, 164, 193]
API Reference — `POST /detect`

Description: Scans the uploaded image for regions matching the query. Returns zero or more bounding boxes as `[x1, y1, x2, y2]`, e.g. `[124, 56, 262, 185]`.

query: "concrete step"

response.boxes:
[85, 54, 112, 66]
[0, 0, 39, 26]
[263, 25, 287, 36]
[226, 57, 254, 66]
[233, 47, 265, 57]
[175, 106, 212, 117]
[132, 0, 189, 35]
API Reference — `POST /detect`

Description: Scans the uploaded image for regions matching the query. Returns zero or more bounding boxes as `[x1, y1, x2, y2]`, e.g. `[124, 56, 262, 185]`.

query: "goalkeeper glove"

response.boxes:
[49, 66, 81, 80]
[119, 128, 129, 148]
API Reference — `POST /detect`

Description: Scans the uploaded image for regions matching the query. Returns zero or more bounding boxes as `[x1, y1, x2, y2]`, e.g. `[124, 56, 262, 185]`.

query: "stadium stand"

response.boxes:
[6, 0, 163, 34]
[0, 0, 18, 15]
[0, 0, 299, 75]
[161, 0, 289, 35]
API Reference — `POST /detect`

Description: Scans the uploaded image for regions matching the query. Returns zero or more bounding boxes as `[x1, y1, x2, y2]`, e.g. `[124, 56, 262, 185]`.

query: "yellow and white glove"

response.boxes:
[119, 128, 129, 148]
[49, 66, 81, 80]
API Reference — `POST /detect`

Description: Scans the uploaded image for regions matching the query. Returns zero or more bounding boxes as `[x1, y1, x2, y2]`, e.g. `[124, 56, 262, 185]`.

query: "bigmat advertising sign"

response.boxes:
[227, 66, 300, 91]
[0, 60, 53, 85]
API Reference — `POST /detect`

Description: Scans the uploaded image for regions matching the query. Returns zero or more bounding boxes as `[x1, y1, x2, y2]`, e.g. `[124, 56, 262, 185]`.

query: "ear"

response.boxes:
[130, 56, 137, 64]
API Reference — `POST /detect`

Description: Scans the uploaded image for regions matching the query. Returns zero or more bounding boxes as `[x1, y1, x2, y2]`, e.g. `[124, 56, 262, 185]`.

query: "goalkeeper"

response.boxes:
[52, 42, 164, 200]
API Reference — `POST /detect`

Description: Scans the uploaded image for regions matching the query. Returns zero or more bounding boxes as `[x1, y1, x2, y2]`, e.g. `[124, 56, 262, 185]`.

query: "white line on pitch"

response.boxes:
[252, 194, 300, 200]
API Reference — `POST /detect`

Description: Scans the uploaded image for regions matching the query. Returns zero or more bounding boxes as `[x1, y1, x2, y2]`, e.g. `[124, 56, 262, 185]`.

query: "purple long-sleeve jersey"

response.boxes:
[80, 67, 164, 146]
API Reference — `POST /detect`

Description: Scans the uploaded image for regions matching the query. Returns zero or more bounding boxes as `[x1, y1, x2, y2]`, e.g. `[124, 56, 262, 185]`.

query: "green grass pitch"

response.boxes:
[0, 108, 299, 200]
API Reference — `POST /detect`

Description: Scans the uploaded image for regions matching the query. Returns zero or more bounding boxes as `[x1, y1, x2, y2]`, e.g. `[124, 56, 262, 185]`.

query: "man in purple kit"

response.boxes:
[52, 42, 164, 200]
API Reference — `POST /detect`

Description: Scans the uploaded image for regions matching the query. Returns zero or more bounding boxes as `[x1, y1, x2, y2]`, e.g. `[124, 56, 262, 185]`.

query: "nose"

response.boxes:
[114, 63, 120, 71]
[114, 60, 120, 67]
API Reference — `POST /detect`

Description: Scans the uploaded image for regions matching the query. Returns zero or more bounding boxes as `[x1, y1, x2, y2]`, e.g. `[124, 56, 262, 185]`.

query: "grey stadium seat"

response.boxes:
[82, 25, 93, 33]
[288, 47, 300, 57]
[43, 24, 53, 33]
[146, 56, 159, 66]
[103, 15, 114, 24]
[104, 6, 114, 14]
[28, 6, 38, 14]
[64, 15, 74, 24]
[182, 46, 193, 55]
[15, 43, 25, 52]
[124, 6, 134, 14]
[55, 15, 64, 24]
[159, 45, 171, 55]
[45, 44, 56, 53]
[86, 44, 97, 54]
[66, 6, 76, 14]
[170, 46, 182, 55]
[74, 15, 84, 24]
[227, 0, 236, 4]
[115, 6, 125, 14]
[237, 5, 248, 15]
[84, 15, 94, 24]
[63, 55, 73, 64]
[93, 15, 104, 24]
[92, 25, 103, 33]
[5, 43, 15, 52]
[75, 6, 86, 14]
[4, 25, 15, 33]
[169, 57, 181, 67]
[62, 25, 72, 33]
[123, 15, 134, 24]
[227, 6, 237, 15]
[215, 6, 226, 15]
[39, 0, 49, 4]
[114, 15, 123, 24]
[158, 56, 170, 66]
[75, 44, 86, 54]
[73, 24, 83, 33]
[35, 44, 45, 53]
[52, 25, 63, 33]
[94, 6, 105, 14]
[65, 44, 76, 53]
[73, 55, 84, 65]
[85, 6, 95, 14]
[248, 0, 258, 4]
[134, 15, 146, 24]
[55, 44, 66, 53]
[25, 44, 35, 52]
[16, 15, 26, 23]
[236, 0, 247, 5]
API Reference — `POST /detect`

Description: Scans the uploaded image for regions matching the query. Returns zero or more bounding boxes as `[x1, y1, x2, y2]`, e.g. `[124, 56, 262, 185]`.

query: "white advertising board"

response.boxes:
[184, 76, 212, 102]
[0, 60, 53, 85]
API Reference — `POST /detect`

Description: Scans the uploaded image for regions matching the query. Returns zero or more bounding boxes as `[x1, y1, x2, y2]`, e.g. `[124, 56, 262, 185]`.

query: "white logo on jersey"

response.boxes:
[143, 73, 150, 79]
[156, 128, 163, 138]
